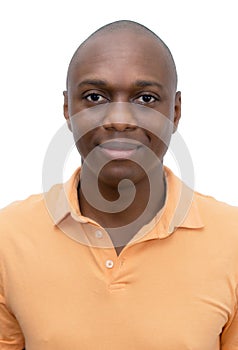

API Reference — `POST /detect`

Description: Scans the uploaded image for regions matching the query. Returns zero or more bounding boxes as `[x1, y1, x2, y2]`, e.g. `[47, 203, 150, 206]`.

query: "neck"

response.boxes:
[78, 163, 166, 235]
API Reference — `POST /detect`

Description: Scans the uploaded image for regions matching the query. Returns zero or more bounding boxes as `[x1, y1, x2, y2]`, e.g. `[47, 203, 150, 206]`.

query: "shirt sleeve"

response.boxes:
[221, 286, 238, 349]
[0, 293, 25, 350]
[0, 272, 25, 350]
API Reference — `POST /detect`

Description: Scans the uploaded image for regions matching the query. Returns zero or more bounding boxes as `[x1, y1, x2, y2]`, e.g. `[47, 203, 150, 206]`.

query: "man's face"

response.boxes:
[64, 30, 181, 186]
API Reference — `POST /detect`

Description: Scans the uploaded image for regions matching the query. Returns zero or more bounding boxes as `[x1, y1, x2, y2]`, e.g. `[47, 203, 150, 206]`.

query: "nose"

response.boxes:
[103, 103, 137, 132]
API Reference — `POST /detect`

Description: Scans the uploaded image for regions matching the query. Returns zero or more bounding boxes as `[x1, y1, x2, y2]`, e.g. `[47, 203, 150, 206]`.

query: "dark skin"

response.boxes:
[63, 30, 181, 255]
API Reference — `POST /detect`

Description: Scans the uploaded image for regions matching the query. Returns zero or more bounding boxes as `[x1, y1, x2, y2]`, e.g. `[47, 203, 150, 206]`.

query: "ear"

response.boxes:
[63, 90, 72, 132]
[173, 91, 181, 133]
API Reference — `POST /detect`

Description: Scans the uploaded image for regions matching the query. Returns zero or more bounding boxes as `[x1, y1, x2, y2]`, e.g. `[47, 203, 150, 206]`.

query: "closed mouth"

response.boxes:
[98, 139, 142, 159]
[100, 139, 142, 150]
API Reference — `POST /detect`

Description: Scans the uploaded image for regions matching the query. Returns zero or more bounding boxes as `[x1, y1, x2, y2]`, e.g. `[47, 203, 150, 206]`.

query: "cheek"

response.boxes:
[150, 136, 169, 159]
[70, 116, 98, 158]
[74, 134, 92, 159]
[69, 107, 104, 153]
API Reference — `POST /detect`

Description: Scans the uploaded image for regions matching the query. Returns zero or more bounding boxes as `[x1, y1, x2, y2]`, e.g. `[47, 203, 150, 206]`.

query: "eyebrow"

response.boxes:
[76, 79, 164, 90]
[135, 80, 164, 90]
[77, 79, 107, 89]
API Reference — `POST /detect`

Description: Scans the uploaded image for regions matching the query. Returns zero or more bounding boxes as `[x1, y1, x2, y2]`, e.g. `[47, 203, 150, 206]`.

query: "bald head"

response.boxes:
[66, 20, 178, 90]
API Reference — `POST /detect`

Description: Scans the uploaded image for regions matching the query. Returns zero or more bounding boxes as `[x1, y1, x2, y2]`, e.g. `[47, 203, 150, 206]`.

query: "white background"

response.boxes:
[0, 0, 237, 208]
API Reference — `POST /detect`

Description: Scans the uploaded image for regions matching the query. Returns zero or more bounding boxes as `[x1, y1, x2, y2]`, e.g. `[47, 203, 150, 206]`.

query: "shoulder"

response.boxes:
[194, 191, 238, 241]
[0, 193, 44, 247]
[195, 191, 238, 219]
[0, 183, 64, 220]
[0, 193, 45, 223]
[0, 183, 63, 244]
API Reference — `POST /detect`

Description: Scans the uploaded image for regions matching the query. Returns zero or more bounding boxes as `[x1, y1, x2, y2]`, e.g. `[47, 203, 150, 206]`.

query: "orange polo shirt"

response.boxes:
[0, 167, 238, 350]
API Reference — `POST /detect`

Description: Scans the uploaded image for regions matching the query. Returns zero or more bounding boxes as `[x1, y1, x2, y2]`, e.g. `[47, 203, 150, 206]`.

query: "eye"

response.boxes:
[84, 93, 108, 103]
[134, 94, 159, 105]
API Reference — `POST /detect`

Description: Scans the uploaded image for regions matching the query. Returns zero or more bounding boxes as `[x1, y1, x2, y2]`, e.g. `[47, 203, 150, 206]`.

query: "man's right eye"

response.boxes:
[84, 93, 107, 103]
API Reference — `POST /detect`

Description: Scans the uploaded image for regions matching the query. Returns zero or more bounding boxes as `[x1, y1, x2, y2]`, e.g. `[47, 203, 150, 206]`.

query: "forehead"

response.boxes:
[68, 31, 175, 91]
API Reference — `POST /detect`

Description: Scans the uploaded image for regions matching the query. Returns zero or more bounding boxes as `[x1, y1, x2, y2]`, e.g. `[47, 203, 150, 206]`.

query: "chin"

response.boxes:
[98, 161, 146, 188]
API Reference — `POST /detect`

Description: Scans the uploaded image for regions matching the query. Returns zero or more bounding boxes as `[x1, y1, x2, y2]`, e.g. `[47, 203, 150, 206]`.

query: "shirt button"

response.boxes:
[95, 230, 103, 239]
[105, 260, 114, 269]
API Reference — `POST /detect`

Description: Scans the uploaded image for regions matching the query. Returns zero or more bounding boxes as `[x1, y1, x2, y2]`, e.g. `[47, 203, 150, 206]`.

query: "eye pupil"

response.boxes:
[91, 93, 100, 101]
[143, 95, 152, 102]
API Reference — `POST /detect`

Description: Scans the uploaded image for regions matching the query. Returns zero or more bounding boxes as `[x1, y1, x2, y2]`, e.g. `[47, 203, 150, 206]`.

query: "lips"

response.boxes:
[98, 139, 142, 159]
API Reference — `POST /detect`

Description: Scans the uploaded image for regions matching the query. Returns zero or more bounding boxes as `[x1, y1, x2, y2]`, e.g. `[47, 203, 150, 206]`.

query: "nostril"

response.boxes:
[103, 122, 137, 132]
[125, 126, 135, 131]
[103, 125, 115, 131]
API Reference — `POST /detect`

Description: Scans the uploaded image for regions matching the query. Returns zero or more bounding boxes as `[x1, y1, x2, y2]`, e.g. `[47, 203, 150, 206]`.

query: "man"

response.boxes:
[0, 20, 238, 349]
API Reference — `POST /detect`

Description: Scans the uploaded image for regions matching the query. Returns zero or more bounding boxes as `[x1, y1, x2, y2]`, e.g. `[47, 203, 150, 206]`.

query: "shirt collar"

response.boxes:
[44, 166, 204, 239]
[158, 167, 204, 238]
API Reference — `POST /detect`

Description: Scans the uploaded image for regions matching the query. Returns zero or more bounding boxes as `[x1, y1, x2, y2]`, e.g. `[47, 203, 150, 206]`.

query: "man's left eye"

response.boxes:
[135, 95, 157, 104]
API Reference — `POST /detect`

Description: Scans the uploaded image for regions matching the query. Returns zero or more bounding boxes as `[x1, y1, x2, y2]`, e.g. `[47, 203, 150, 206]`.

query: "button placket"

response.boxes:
[105, 259, 114, 269]
[95, 230, 103, 239]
